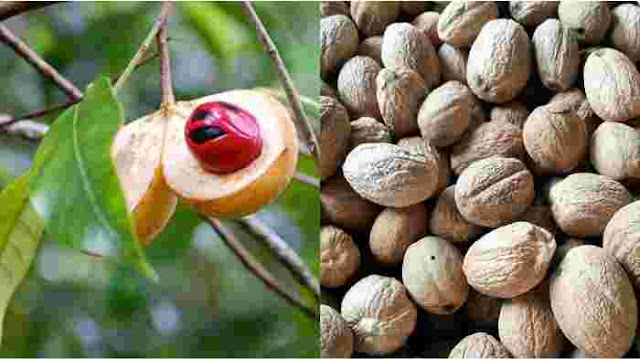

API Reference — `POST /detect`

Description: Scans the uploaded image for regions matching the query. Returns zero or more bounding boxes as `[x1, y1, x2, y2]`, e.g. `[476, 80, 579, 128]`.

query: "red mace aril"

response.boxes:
[185, 101, 263, 174]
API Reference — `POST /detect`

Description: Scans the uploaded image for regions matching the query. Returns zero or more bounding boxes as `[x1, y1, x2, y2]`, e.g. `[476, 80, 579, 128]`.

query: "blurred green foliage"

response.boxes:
[0, 2, 319, 357]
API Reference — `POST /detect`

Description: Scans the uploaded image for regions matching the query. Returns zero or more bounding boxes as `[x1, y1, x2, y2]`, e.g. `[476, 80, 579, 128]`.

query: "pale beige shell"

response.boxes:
[376, 67, 428, 138]
[370, 203, 428, 265]
[418, 81, 475, 148]
[558, 1, 611, 45]
[448, 332, 511, 359]
[321, 174, 381, 236]
[337, 56, 382, 119]
[498, 283, 564, 358]
[321, 15, 359, 80]
[455, 157, 534, 228]
[490, 101, 529, 129]
[321, 96, 351, 181]
[356, 36, 383, 65]
[550, 245, 637, 358]
[437, 1, 499, 47]
[467, 19, 531, 104]
[532, 19, 580, 92]
[321, 304, 354, 358]
[412, 11, 442, 47]
[348, 117, 393, 151]
[523, 104, 587, 175]
[463, 222, 556, 299]
[509, 1, 558, 28]
[321, 1, 349, 17]
[610, 4, 640, 63]
[549, 173, 631, 237]
[429, 185, 484, 244]
[402, 236, 469, 315]
[603, 200, 640, 289]
[438, 44, 468, 85]
[450, 117, 525, 175]
[381, 22, 440, 89]
[583, 48, 640, 122]
[350, 1, 400, 37]
[341, 275, 418, 355]
[342, 142, 440, 208]
[465, 288, 501, 326]
[591, 122, 640, 182]
[321, 225, 361, 288]
[397, 136, 452, 195]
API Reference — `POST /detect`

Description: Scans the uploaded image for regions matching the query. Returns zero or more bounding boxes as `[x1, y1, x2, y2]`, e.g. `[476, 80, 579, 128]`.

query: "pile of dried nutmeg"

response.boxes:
[320, 1, 640, 358]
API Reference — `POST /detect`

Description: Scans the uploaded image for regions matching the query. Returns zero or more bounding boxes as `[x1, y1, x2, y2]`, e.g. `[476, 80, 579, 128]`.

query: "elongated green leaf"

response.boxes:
[0, 172, 44, 347]
[28, 77, 157, 280]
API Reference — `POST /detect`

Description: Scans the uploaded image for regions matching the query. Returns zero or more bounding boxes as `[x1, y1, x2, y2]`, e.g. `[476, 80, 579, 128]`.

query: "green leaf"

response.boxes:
[28, 77, 157, 281]
[0, 172, 45, 348]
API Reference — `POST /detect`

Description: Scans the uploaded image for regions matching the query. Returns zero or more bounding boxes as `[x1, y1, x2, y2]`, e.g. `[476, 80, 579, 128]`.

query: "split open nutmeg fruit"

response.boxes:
[112, 89, 300, 245]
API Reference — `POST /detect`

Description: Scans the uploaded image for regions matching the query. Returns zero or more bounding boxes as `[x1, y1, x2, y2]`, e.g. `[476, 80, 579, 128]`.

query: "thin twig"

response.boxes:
[241, 1, 321, 164]
[111, 50, 159, 84]
[113, 3, 172, 93]
[293, 171, 320, 189]
[0, 100, 79, 131]
[238, 215, 320, 298]
[0, 2, 59, 22]
[0, 24, 83, 101]
[205, 217, 319, 320]
[157, 1, 175, 105]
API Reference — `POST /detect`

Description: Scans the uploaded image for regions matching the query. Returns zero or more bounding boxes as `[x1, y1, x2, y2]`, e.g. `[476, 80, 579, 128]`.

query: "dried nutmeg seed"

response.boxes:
[603, 200, 640, 289]
[412, 11, 442, 47]
[549, 173, 632, 237]
[498, 282, 564, 358]
[438, 43, 468, 85]
[467, 19, 531, 104]
[338, 56, 382, 119]
[402, 236, 469, 315]
[610, 4, 640, 63]
[343, 142, 441, 208]
[532, 19, 580, 92]
[490, 101, 529, 129]
[321, 1, 349, 18]
[591, 122, 640, 184]
[321, 96, 351, 181]
[341, 275, 418, 355]
[430, 185, 484, 244]
[448, 332, 511, 359]
[321, 304, 354, 358]
[321, 15, 359, 80]
[463, 222, 556, 299]
[356, 36, 383, 65]
[455, 157, 534, 228]
[418, 81, 476, 148]
[321, 174, 382, 236]
[321, 225, 361, 288]
[558, 1, 611, 45]
[370, 203, 428, 265]
[348, 117, 393, 151]
[376, 67, 428, 138]
[350, 1, 400, 37]
[550, 245, 637, 358]
[450, 120, 525, 175]
[437, 1, 499, 47]
[583, 48, 640, 123]
[397, 136, 452, 196]
[523, 104, 587, 175]
[381, 22, 440, 89]
[509, 0, 558, 28]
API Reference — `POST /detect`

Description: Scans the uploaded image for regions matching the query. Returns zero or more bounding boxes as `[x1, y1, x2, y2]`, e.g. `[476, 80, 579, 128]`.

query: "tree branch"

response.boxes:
[205, 217, 319, 320]
[241, 1, 321, 165]
[157, 2, 175, 105]
[0, 2, 59, 22]
[0, 24, 83, 101]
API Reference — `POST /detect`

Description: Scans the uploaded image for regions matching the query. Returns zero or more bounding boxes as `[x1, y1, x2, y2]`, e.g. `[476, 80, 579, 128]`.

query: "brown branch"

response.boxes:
[293, 171, 320, 189]
[0, 2, 59, 22]
[157, 1, 175, 105]
[0, 100, 79, 132]
[238, 216, 320, 298]
[0, 24, 83, 101]
[206, 217, 319, 320]
[241, 1, 321, 165]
